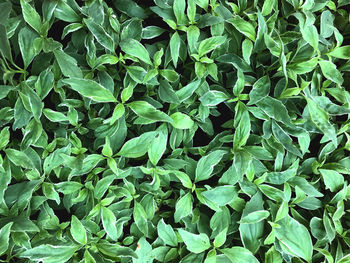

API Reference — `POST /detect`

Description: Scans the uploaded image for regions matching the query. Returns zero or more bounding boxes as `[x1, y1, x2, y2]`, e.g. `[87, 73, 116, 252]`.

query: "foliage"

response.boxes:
[0, 0, 350, 262]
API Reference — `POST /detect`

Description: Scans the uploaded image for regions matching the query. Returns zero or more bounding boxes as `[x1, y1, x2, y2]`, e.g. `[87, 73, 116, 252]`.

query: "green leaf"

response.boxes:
[0, 2, 11, 25]
[5, 149, 35, 169]
[176, 79, 201, 102]
[337, 254, 350, 263]
[271, 121, 302, 157]
[42, 182, 60, 204]
[174, 192, 193, 223]
[83, 18, 115, 52]
[187, 25, 200, 54]
[20, 245, 78, 263]
[234, 110, 251, 150]
[242, 39, 253, 64]
[142, 26, 166, 39]
[319, 60, 343, 85]
[256, 96, 292, 125]
[117, 132, 157, 158]
[101, 206, 118, 241]
[274, 215, 313, 262]
[53, 50, 83, 78]
[198, 36, 226, 57]
[265, 247, 283, 263]
[170, 32, 181, 67]
[157, 219, 178, 247]
[228, 16, 256, 41]
[61, 77, 116, 102]
[248, 75, 270, 105]
[128, 101, 173, 123]
[200, 90, 229, 106]
[240, 210, 270, 224]
[54, 1, 81, 22]
[262, 0, 276, 16]
[195, 150, 226, 182]
[178, 229, 211, 254]
[0, 127, 10, 150]
[148, 126, 168, 165]
[0, 222, 13, 255]
[239, 193, 264, 254]
[20, 0, 42, 33]
[201, 186, 237, 206]
[18, 27, 38, 68]
[23, 85, 42, 122]
[0, 24, 12, 62]
[301, 24, 319, 51]
[170, 112, 194, 129]
[43, 109, 68, 122]
[133, 201, 148, 235]
[70, 215, 87, 245]
[328, 46, 350, 59]
[220, 247, 259, 263]
[120, 38, 152, 65]
[319, 169, 344, 192]
[306, 97, 337, 147]
[56, 182, 83, 194]
[173, 0, 186, 24]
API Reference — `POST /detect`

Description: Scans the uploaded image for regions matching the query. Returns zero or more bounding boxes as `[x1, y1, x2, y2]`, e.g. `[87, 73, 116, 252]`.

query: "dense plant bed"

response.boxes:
[0, 0, 350, 262]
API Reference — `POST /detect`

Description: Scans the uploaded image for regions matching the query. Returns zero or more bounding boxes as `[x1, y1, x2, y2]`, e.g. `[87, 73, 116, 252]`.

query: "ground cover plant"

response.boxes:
[0, 0, 350, 262]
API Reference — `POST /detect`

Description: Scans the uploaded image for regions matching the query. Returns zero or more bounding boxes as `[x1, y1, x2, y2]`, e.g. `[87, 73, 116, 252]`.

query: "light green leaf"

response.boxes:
[306, 97, 337, 147]
[178, 229, 210, 254]
[174, 192, 193, 223]
[319, 60, 343, 85]
[84, 18, 114, 52]
[20, 0, 42, 33]
[200, 90, 229, 106]
[43, 109, 68, 122]
[148, 126, 168, 165]
[234, 110, 251, 150]
[176, 79, 201, 102]
[228, 16, 256, 41]
[55, 182, 83, 194]
[202, 186, 237, 206]
[195, 150, 226, 182]
[173, 0, 186, 24]
[18, 27, 38, 68]
[120, 38, 152, 65]
[198, 36, 226, 57]
[170, 32, 181, 67]
[274, 215, 313, 262]
[42, 182, 60, 204]
[319, 169, 344, 192]
[61, 77, 116, 102]
[53, 50, 83, 78]
[117, 131, 157, 158]
[0, 222, 13, 255]
[20, 245, 78, 263]
[301, 24, 319, 51]
[220, 247, 259, 263]
[70, 215, 87, 245]
[248, 75, 270, 105]
[157, 219, 178, 247]
[240, 210, 270, 224]
[170, 112, 194, 129]
[133, 201, 148, 235]
[5, 149, 35, 169]
[128, 101, 173, 123]
[328, 46, 350, 59]
[262, 0, 277, 16]
[101, 206, 118, 241]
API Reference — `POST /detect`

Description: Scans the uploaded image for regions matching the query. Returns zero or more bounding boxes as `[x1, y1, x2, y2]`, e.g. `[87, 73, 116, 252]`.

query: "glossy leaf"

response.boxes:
[61, 78, 116, 102]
